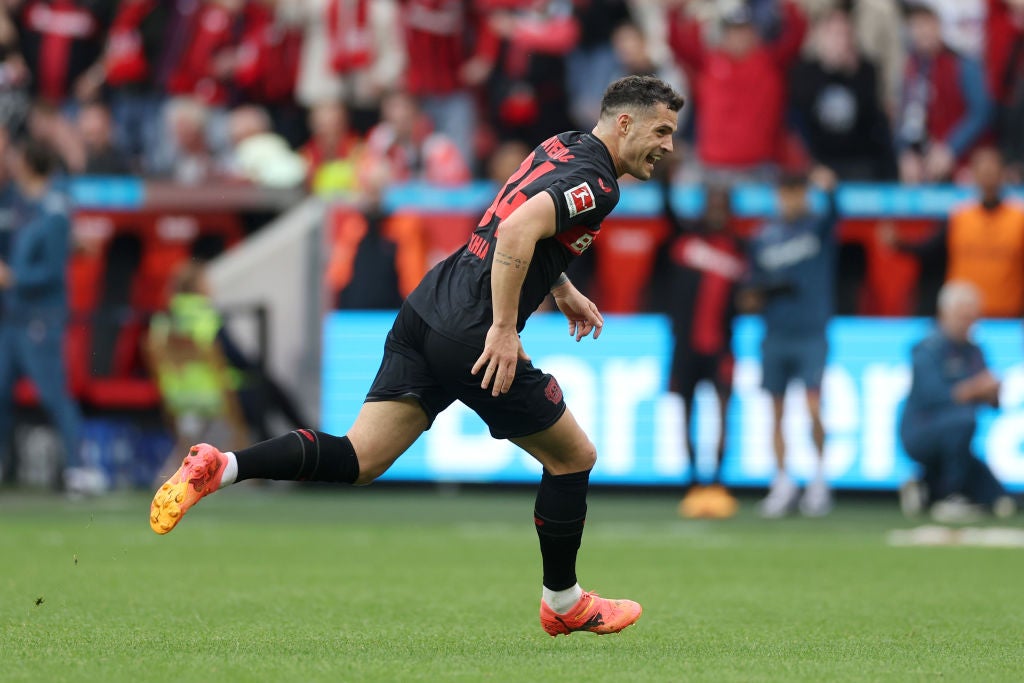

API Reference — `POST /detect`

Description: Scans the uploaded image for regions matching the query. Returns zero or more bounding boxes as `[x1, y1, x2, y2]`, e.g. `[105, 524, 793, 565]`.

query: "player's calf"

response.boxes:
[149, 430, 361, 534]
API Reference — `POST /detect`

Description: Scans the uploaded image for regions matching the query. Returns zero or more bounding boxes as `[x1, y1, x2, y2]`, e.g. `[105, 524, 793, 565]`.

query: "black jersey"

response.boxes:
[407, 131, 620, 346]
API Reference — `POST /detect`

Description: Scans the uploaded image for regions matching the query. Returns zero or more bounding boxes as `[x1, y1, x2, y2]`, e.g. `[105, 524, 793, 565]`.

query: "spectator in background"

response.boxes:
[486, 138, 531, 183]
[790, 5, 895, 180]
[565, 0, 632, 129]
[803, 0, 907, 115]
[77, 100, 132, 174]
[885, 147, 1024, 318]
[364, 90, 469, 185]
[278, 0, 405, 130]
[741, 167, 838, 519]
[474, 0, 579, 145]
[234, 0, 304, 146]
[0, 7, 30, 132]
[650, 173, 744, 520]
[611, 21, 686, 97]
[923, 0, 987, 60]
[895, 2, 993, 184]
[165, 0, 247, 156]
[12, 0, 114, 106]
[401, 0, 487, 171]
[669, 1, 807, 181]
[899, 281, 1016, 523]
[326, 159, 427, 308]
[0, 138, 104, 495]
[155, 97, 220, 185]
[986, 0, 1024, 180]
[300, 100, 363, 196]
[100, 0, 169, 172]
[165, 0, 244, 108]
[26, 101, 83, 172]
[223, 104, 307, 188]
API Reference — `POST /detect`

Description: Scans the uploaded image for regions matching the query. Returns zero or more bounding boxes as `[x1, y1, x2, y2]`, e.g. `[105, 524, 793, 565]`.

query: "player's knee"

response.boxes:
[580, 440, 597, 470]
[559, 439, 597, 474]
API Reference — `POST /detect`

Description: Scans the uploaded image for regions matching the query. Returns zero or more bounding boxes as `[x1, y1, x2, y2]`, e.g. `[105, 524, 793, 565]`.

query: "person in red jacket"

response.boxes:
[986, 0, 1024, 179]
[472, 0, 580, 146]
[13, 0, 114, 106]
[234, 0, 304, 145]
[98, 0, 169, 172]
[401, 0, 490, 172]
[166, 0, 245, 108]
[669, 1, 806, 181]
[895, 1, 994, 184]
[165, 0, 247, 157]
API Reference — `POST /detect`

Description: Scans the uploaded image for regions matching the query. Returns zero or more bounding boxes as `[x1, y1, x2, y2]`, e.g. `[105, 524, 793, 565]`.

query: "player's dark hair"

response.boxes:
[14, 137, 59, 177]
[599, 76, 685, 118]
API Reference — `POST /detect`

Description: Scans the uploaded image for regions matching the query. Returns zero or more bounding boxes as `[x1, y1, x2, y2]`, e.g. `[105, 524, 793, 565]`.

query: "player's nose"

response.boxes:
[662, 137, 674, 153]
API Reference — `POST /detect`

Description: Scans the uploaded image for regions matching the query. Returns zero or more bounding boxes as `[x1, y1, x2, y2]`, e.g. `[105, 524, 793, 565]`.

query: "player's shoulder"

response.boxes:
[539, 132, 617, 181]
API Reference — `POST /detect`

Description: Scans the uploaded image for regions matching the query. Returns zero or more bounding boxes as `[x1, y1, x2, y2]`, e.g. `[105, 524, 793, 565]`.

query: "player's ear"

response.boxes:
[616, 112, 632, 137]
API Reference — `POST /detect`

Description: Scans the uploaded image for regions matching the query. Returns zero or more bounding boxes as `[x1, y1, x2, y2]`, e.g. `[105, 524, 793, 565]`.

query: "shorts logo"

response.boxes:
[544, 376, 563, 404]
[564, 182, 595, 218]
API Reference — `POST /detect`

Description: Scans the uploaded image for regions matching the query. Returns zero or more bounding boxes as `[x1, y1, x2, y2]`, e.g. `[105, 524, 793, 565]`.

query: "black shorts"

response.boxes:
[365, 303, 567, 440]
[670, 345, 734, 401]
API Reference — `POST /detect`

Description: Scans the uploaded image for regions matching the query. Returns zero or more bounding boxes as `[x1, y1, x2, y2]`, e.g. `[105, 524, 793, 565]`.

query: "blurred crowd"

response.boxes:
[0, 0, 1019, 192]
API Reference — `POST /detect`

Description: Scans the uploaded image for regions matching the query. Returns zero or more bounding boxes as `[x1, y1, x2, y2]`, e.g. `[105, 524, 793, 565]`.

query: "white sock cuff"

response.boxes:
[543, 583, 583, 614]
[220, 452, 238, 489]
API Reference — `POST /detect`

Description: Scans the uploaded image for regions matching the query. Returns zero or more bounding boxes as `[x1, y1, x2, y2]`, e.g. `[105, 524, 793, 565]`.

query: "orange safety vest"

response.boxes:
[946, 199, 1024, 317]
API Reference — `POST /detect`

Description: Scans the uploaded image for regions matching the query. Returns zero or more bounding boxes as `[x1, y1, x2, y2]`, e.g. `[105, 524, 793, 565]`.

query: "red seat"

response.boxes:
[85, 378, 162, 409]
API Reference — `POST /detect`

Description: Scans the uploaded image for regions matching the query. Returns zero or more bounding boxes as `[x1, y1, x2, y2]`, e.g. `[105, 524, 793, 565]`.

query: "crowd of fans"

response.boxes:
[0, 0, 1020, 191]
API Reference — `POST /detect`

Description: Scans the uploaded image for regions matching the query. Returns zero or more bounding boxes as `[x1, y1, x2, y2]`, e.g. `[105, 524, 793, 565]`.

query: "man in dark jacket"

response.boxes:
[899, 281, 1016, 522]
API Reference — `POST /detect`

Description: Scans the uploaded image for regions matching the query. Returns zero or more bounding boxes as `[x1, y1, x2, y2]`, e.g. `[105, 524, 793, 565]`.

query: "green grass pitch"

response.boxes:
[2, 486, 1022, 682]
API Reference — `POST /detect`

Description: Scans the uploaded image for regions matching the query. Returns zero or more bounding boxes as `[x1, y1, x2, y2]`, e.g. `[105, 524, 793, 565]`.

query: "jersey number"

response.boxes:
[478, 152, 557, 227]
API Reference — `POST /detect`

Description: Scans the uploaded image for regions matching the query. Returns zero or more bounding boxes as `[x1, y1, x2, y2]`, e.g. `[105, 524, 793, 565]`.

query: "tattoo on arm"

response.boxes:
[494, 250, 530, 270]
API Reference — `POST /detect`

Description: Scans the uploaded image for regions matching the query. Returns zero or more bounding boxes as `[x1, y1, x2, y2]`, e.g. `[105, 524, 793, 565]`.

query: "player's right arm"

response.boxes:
[471, 193, 558, 397]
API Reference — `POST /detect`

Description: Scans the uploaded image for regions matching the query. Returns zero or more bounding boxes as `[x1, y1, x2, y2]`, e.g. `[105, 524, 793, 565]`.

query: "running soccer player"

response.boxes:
[150, 76, 684, 637]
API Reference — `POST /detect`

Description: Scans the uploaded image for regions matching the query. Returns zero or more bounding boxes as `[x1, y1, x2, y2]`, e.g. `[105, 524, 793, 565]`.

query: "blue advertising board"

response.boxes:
[322, 313, 1024, 491]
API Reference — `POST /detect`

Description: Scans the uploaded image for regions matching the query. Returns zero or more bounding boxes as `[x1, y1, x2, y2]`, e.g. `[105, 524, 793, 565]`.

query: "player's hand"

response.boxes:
[552, 282, 604, 341]
[471, 325, 531, 397]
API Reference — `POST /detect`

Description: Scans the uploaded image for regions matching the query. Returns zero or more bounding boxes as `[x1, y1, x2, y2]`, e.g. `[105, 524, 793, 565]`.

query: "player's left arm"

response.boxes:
[471, 192, 558, 397]
[550, 272, 604, 342]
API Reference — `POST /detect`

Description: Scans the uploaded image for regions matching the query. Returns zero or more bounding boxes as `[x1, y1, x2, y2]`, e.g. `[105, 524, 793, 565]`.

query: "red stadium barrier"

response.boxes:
[15, 210, 244, 411]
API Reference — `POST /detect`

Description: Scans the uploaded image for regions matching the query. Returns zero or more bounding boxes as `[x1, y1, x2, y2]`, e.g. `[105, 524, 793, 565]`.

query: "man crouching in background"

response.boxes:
[899, 281, 1017, 523]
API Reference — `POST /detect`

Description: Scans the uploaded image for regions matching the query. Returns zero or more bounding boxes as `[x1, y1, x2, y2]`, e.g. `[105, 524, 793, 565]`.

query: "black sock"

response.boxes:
[234, 429, 360, 484]
[534, 468, 590, 591]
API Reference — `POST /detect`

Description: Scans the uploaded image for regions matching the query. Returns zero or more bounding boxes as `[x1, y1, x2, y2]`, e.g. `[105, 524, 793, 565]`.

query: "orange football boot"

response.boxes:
[150, 444, 228, 534]
[540, 590, 642, 636]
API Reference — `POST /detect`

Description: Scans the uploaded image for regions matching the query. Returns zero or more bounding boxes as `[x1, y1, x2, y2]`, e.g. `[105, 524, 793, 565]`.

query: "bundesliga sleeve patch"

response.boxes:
[564, 182, 596, 218]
